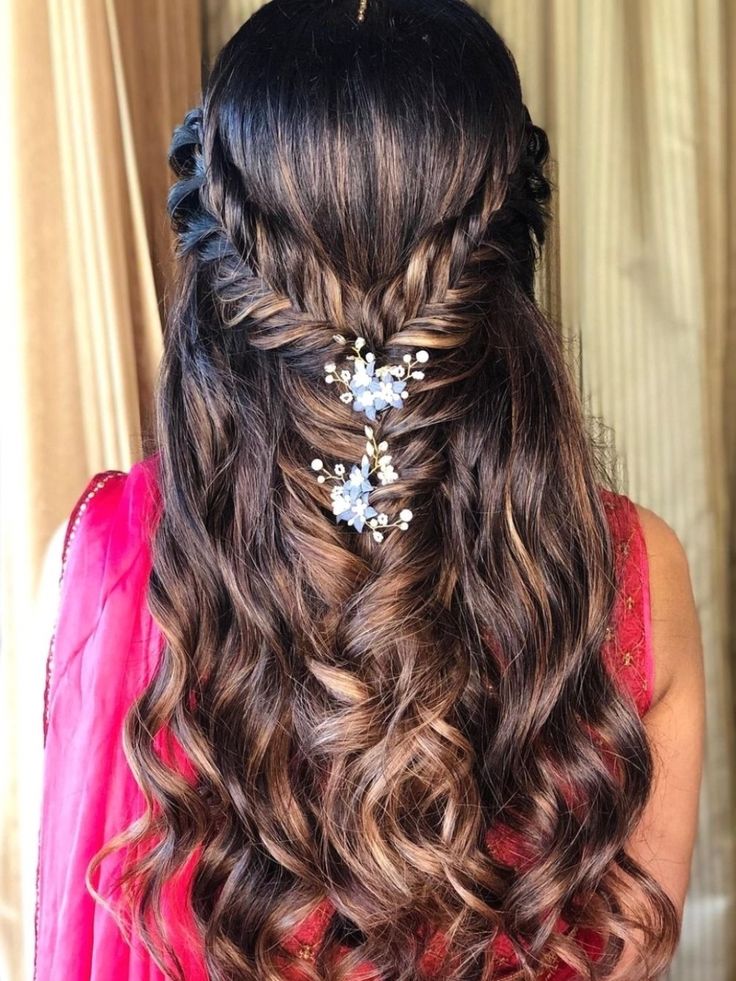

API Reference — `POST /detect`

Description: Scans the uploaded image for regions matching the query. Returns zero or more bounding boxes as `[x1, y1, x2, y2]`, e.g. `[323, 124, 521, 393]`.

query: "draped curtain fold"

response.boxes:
[1, 1, 201, 978]
[1, 1, 733, 978]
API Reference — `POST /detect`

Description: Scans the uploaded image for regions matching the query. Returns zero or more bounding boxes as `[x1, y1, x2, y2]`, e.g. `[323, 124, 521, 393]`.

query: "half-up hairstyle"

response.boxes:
[88, 1, 680, 978]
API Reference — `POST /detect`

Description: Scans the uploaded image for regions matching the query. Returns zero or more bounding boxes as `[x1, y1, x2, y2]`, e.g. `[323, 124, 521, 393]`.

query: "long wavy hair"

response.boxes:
[87, 1, 680, 978]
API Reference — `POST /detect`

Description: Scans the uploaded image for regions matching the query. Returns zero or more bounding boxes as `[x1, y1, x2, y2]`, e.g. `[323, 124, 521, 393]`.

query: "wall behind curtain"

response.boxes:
[206, 1, 736, 978]
[0, 1, 201, 977]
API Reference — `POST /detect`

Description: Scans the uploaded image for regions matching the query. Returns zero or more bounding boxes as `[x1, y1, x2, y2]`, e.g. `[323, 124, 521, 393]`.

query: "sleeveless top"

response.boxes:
[33, 455, 654, 981]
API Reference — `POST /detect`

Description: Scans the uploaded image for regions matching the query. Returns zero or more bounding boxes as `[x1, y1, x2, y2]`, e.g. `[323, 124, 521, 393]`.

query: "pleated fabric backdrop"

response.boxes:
[1, 1, 733, 979]
[1, 2, 201, 978]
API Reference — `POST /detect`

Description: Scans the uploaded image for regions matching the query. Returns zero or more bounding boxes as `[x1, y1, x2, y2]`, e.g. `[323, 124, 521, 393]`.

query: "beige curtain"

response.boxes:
[0, 1, 201, 977]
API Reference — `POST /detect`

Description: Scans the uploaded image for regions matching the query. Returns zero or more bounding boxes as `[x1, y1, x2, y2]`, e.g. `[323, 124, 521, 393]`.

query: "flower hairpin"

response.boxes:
[311, 335, 429, 542]
[324, 336, 428, 421]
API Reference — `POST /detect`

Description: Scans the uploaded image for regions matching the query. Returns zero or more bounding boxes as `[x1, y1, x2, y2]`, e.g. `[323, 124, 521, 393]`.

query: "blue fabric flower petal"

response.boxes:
[348, 360, 376, 394]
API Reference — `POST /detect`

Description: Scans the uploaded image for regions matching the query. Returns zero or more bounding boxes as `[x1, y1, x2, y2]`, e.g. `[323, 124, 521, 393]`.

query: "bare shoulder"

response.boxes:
[633, 502, 704, 709]
[624, 501, 706, 928]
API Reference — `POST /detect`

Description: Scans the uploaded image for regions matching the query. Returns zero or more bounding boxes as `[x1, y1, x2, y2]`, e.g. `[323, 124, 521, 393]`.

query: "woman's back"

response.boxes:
[36, 457, 656, 980]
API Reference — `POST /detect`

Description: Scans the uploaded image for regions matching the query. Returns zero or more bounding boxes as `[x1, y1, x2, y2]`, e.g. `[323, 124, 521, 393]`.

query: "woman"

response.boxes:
[34, 0, 705, 978]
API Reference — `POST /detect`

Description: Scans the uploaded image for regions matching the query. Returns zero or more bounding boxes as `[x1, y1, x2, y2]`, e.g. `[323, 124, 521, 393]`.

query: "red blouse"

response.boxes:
[34, 456, 654, 981]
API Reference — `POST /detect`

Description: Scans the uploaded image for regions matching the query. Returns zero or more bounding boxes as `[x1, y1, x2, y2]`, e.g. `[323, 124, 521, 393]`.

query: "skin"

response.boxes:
[610, 504, 706, 979]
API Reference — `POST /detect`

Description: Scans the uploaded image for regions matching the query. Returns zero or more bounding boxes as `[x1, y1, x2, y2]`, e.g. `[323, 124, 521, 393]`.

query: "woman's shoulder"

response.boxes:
[60, 453, 161, 580]
[50, 455, 161, 676]
[630, 500, 702, 711]
[45, 455, 164, 733]
[594, 489, 653, 714]
[597, 488, 701, 713]
[619, 501, 705, 925]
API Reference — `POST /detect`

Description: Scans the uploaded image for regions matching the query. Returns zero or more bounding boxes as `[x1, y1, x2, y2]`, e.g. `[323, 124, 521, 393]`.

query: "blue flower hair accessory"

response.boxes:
[311, 335, 429, 542]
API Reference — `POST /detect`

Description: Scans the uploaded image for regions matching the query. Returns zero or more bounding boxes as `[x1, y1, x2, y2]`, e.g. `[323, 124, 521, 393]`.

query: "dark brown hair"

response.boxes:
[88, 1, 679, 977]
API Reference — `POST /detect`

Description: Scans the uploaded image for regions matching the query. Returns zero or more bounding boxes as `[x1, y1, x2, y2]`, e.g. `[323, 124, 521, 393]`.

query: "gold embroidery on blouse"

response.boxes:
[296, 941, 316, 961]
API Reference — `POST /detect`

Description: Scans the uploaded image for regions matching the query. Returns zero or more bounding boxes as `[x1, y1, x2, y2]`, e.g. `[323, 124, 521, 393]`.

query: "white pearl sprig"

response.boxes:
[311, 425, 413, 541]
[324, 335, 429, 422]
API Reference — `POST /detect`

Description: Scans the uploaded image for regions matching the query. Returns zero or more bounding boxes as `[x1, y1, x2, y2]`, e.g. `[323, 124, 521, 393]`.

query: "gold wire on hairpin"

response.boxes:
[356, 0, 368, 22]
